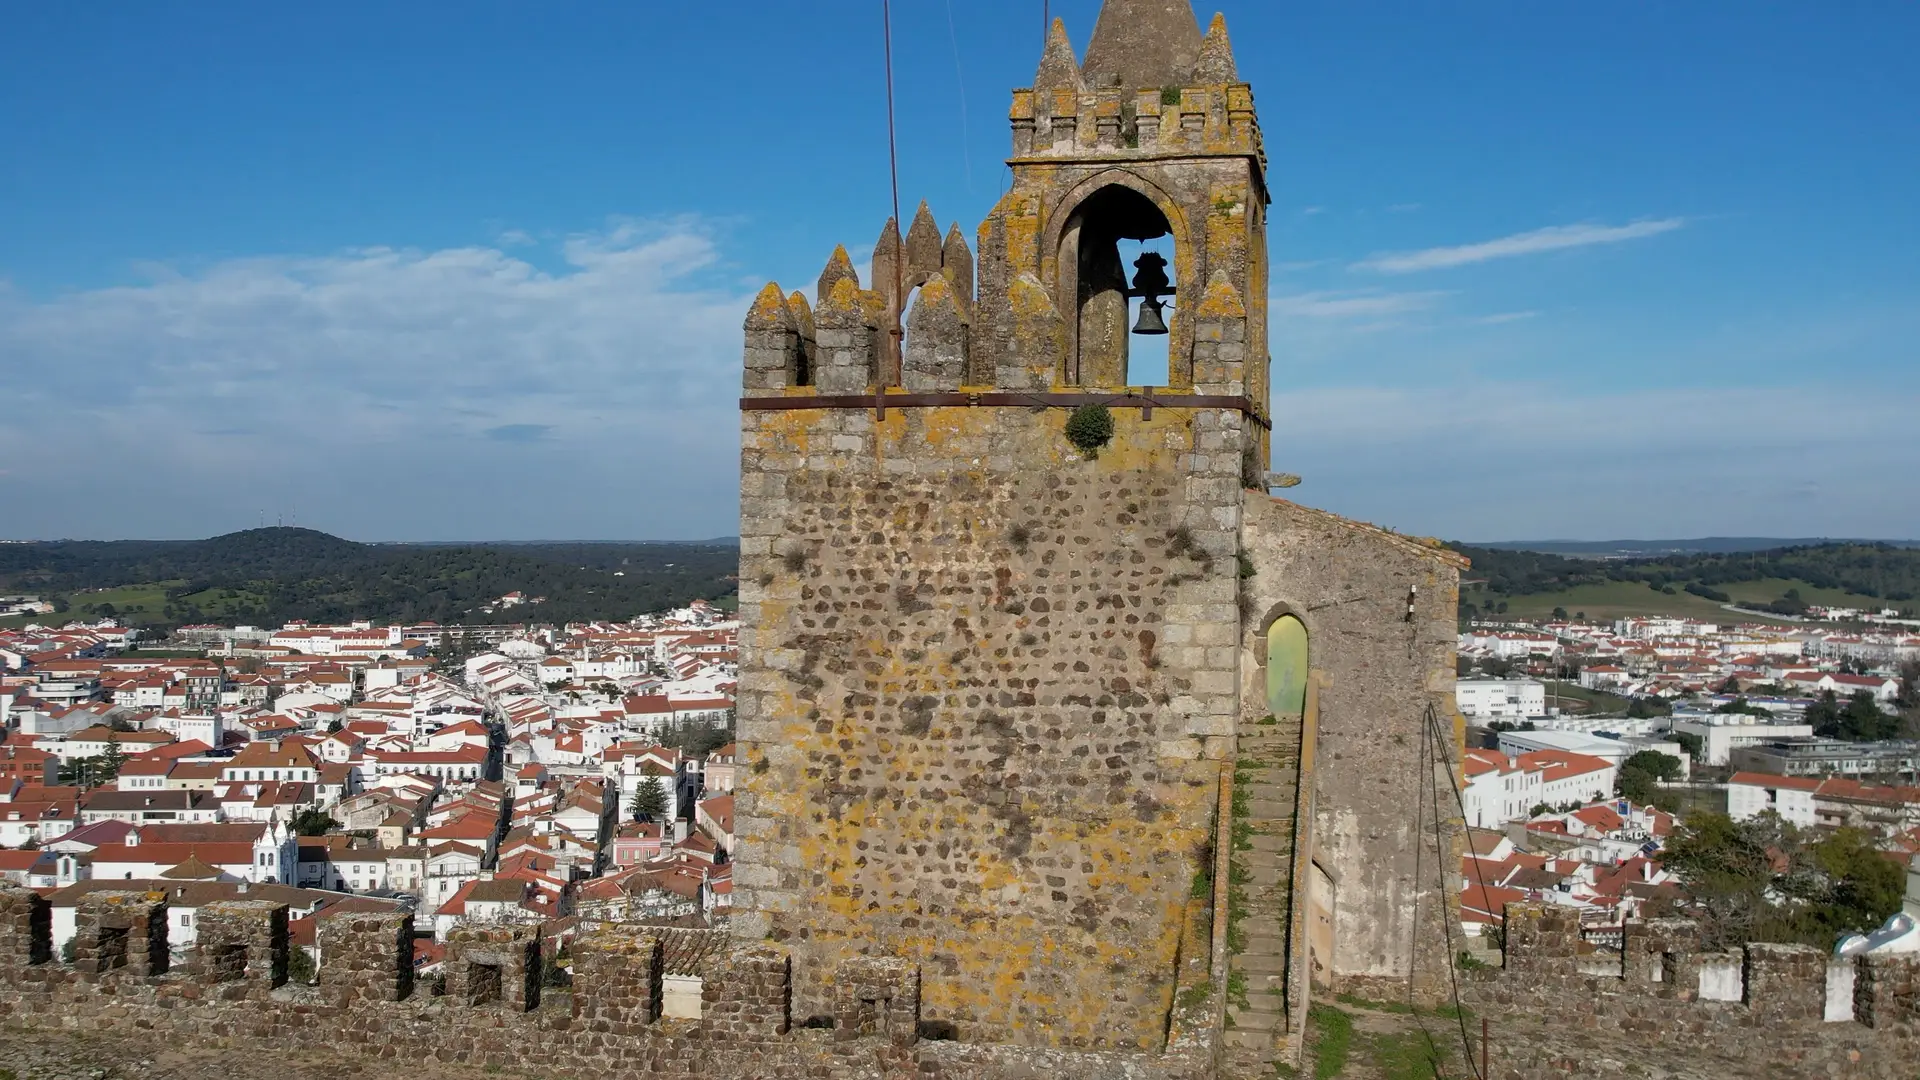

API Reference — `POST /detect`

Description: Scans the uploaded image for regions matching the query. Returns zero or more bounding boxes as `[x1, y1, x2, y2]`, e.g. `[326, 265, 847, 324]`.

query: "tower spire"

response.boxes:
[1033, 17, 1083, 92]
[1194, 12, 1239, 84]
[1081, 0, 1205, 92]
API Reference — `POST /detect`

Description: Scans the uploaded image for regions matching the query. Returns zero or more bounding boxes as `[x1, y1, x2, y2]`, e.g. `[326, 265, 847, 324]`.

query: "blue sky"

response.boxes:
[3, 1, 1916, 542]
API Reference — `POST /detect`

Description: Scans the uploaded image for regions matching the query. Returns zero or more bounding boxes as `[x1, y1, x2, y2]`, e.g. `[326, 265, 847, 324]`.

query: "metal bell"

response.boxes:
[1132, 300, 1169, 336]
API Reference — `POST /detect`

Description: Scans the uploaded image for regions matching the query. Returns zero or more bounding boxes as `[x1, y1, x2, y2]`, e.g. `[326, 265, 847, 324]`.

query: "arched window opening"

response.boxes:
[1118, 236, 1175, 387]
[1265, 614, 1308, 721]
[1058, 186, 1176, 388]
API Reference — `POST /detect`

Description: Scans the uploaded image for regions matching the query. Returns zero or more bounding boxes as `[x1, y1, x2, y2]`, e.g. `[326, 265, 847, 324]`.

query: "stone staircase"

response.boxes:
[1221, 722, 1306, 1077]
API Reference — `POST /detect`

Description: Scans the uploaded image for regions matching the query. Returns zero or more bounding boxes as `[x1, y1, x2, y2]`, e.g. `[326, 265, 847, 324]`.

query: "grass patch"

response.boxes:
[1307, 1004, 1353, 1080]
[1373, 1030, 1448, 1080]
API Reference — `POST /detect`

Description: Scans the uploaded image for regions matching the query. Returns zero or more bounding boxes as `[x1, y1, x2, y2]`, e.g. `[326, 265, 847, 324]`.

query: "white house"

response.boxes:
[1455, 679, 1547, 721]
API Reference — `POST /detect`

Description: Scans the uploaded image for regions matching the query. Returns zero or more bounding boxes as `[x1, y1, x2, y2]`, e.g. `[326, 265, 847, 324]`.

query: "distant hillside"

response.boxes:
[0, 528, 738, 633]
[1470, 537, 1920, 557]
[1451, 541, 1920, 622]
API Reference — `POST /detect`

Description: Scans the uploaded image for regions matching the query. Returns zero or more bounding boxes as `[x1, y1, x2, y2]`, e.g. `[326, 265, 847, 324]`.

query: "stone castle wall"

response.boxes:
[0, 887, 1214, 1080]
[734, 397, 1248, 1050]
[1475, 902, 1920, 1078]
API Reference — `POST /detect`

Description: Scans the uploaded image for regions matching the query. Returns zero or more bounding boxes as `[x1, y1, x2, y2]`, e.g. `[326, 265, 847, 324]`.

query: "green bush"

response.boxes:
[1064, 404, 1114, 455]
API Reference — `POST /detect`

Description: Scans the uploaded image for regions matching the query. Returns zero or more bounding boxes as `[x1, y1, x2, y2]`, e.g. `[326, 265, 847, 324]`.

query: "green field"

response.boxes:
[1485, 580, 1757, 623]
[1482, 575, 1895, 625]
[1713, 577, 1895, 612]
[0, 580, 269, 629]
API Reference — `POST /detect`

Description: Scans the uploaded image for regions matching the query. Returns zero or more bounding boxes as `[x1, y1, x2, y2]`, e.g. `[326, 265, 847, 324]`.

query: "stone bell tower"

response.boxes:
[733, 0, 1462, 1066]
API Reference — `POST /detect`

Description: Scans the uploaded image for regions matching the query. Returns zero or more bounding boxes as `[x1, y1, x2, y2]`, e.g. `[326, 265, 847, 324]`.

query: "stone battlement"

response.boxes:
[0, 888, 1211, 1078]
[1475, 902, 1920, 1078]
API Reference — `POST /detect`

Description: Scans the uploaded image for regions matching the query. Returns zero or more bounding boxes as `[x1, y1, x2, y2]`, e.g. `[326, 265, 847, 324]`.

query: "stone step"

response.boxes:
[1241, 934, 1286, 955]
[1245, 798, 1296, 820]
[1220, 1029, 1274, 1051]
[1227, 1006, 1284, 1032]
[1244, 834, 1292, 854]
[1229, 952, 1287, 975]
[1245, 864, 1286, 888]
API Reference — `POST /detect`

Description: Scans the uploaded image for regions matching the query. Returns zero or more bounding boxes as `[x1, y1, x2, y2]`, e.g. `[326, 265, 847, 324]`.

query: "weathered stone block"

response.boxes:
[831, 955, 920, 1046]
[319, 911, 413, 1005]
[446, 924, 540, 1013]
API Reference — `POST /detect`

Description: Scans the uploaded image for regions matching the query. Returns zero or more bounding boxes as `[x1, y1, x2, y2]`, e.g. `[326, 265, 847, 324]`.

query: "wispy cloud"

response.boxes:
[1300, 206, 1326, 217]
[0, 217, 754, 539]
[1355, 218, 1685, 274]
[486, 423, 554, 443]
[1272, 290, 1447, 319]
[1475, 311, 1539, 325]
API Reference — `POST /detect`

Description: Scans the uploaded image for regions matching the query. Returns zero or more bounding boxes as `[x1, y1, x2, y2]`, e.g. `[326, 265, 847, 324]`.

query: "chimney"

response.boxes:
[237, 881, 249, 894]
[480, 869, 494, 881]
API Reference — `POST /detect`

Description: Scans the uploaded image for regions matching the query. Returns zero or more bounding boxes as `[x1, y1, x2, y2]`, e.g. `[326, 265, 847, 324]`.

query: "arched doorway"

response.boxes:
[1265, 614, 1308, 720]
[1056, 185, 1177, 388]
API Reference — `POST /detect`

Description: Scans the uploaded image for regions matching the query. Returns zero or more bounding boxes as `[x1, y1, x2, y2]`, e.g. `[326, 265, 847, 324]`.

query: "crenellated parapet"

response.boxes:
[1013, 16, 1263, 170]
[1491, 901, 1920, 1035]
[0, 887, 1230, 1078]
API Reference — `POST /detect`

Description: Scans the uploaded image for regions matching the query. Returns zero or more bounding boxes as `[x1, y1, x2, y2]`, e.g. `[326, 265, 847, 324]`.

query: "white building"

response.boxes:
[1670, 714, 1817, 767]
[1455, 679, 1547, 721]
[1726, 772, 1819, 828]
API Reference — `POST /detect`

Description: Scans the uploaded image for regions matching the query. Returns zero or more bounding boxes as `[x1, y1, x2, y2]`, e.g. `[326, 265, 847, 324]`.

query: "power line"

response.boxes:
[943, 0, 972, 193]
[881, 0, 904, 391]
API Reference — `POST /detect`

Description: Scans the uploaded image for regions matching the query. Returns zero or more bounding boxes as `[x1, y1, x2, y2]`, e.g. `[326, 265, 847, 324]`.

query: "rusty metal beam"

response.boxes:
[739, 390, 1271, 431]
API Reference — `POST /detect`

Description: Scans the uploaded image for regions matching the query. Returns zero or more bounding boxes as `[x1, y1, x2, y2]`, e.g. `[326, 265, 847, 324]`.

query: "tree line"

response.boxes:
[0, 528, 739, 635]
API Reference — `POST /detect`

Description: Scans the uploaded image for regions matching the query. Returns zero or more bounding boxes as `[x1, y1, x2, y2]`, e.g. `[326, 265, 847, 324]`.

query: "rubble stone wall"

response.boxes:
[0, 887, 1211, 1080]
[735, 399, 1245, 1050]
[1475, 903, 1920, 1078]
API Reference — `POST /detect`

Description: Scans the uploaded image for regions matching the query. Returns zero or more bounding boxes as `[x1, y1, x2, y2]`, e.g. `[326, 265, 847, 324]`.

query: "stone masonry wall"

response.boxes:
[735, 401, 1245, 1050]
[0, 887, 1213, 1080]
[1474, 902, 1920, 1078]
[1239, 496, 1464, 1002]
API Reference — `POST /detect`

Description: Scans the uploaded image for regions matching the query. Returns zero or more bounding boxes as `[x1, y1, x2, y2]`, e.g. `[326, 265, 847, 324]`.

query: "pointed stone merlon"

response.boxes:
[902, 274, 967, 392]
[905, 201, 944, 283]
[816, 245, 859, 305]
[743, 282, 809, 391]
[870, 218, 901, 309]
[1188, 270, 1246, 393]
[998, 274, 1067, 391]
[815, 277, 881, 395]
[1194, 13, 1238, 83]
[1034, 18, 1084, 93]
[942, 224, 976, 310]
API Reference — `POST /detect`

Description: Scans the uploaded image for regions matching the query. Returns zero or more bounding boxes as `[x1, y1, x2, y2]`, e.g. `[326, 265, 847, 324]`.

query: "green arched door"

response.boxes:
[1266, 615, 1308, 719]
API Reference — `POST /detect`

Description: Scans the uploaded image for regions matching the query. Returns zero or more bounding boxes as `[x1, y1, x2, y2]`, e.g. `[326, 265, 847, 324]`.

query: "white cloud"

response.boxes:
[0, 218, 756, 539]
[1271, 290, 1447, 320]
[1355, 219, 1685, 274]
[1474, 311, 1539, 325]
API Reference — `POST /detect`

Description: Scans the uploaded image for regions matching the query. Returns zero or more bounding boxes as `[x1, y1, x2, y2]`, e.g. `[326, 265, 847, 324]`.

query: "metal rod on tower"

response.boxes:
[882, 0, 904, 398]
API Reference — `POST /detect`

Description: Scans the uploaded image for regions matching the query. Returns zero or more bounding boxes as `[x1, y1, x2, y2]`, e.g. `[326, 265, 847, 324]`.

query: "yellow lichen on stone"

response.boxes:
[1196, 270, 1246, 319]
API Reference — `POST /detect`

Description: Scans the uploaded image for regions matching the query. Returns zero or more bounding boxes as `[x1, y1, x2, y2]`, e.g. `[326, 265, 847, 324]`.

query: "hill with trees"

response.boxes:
[0, 528, 738, 633]
[1451, 541, 1920, 622]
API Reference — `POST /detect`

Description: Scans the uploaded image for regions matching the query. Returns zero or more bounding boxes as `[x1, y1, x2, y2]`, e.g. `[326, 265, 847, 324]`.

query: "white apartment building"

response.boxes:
[1669, 714, 1817, 767]
[1455, 678, 1547, 721]
[1726, 773, 1818, 828]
